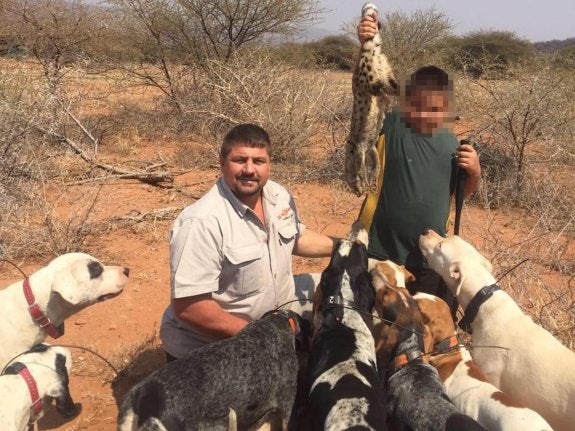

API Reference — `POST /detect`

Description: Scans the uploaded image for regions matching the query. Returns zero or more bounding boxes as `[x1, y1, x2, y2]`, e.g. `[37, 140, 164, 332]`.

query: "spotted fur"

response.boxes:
[345, 2, 398, 196]
[117, 311, 305, 431]
[308, 225, 388, 430]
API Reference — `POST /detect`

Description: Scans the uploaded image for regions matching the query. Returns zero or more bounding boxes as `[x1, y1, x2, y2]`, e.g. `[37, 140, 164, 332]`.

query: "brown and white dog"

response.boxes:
[414, 292, 552, 431]
[370, 262, 486, 431]
[0, 253, 129, 368]
[420, 230, 575, 431]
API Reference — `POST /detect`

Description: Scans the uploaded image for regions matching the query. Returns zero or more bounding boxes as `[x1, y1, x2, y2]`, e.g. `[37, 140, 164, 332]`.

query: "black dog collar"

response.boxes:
[459, 284, 500, 334]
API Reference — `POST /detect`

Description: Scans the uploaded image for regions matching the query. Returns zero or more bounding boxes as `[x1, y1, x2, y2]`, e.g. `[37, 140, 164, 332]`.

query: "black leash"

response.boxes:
[454, 139, 469, 236]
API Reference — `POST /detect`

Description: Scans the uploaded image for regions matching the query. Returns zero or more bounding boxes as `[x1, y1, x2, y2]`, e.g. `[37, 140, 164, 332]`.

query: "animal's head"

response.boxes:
[371, 260, 415, 289]
[312, 222, 374, 330]
[413, 293, 455, 354]
[263, 310, 310, 346]
[370, 267, 426, 363]
[419, 229, 493, 298]
[38, 253, 129, 311]
[4, 344, 79, 418]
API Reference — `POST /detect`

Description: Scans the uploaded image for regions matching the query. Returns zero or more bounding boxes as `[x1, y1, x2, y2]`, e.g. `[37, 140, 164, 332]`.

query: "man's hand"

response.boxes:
[357, 11, 379, 45]
[457, 143, 481, 196]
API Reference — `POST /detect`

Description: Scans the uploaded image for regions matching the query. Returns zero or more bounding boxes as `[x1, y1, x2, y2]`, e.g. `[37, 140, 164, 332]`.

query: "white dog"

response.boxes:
[419, 230, 575, 431]
[0, 252, 129, 367]
[0, 344, 78, 431]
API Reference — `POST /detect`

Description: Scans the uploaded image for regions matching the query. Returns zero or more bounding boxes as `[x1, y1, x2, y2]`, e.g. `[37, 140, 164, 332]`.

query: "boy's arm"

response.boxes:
[457, 143, 481, 196]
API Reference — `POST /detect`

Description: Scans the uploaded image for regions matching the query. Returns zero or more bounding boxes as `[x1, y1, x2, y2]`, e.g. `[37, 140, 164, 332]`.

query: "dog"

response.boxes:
[419, 229, 575, 431]
[0, 344, 78, 431]
[370, 265, 486, 431]
[308, 224, 388, 430]
[414, 292, 553, 431]
[0, 252, 129, 368]
[118, 310, 306, 431]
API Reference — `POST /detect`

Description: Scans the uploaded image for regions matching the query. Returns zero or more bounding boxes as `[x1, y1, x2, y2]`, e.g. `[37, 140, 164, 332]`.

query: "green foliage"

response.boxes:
[307, 35, 356, 70]
[553, 44, 575, 69]
[447, 31, 534, 78]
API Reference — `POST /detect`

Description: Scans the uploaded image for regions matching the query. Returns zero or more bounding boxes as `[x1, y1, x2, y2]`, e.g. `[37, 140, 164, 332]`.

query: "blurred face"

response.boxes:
[403, 89, 451, 135]
[220, 144, 271, 205]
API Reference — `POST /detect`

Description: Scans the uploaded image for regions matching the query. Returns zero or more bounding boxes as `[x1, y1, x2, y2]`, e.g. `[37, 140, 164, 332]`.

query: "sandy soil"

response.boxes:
[0, 163, 571, 431]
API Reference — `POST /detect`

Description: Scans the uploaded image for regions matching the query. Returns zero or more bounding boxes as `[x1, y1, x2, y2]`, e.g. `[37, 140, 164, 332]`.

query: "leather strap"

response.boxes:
[459, 284, 501, 334]
[23, 279, 62, 339]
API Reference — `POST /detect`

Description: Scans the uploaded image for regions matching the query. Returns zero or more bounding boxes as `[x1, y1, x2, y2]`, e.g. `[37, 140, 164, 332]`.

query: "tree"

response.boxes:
[308, 35, 356, 70]
[342, 7, 453, 76]
[447, 31, 533, 78]
[0, 0, 111, 87]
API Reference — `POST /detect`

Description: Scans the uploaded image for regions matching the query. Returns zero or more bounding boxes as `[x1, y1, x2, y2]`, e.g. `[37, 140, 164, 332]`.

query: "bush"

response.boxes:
[307, 35, 357, 71]
[447, 31, 534, 78]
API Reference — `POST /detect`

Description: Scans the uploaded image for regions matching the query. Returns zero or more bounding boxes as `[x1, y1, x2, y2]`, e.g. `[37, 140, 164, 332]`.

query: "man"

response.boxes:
[160, 123, 335, 360]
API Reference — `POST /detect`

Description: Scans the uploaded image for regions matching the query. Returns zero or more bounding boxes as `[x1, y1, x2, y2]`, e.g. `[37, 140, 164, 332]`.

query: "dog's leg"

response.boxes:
[228, 408, 237, 431]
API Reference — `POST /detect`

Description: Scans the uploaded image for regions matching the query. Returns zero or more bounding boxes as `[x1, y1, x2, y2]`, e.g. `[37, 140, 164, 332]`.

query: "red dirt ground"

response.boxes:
[0, 163, 571, 430]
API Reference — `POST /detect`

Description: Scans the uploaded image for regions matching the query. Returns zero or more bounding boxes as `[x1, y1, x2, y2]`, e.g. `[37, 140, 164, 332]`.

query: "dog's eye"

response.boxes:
[87, 261, 104, 279]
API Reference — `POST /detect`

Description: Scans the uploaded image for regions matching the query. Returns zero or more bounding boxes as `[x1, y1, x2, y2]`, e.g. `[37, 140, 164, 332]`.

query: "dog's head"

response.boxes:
[4, 344, 80, 419]
[413, 293, 455, 354]
[312, 222, 374, 330]
[370, 267, 427, 367]
[419, 230, 494, 298]
[34, 253, 129, 310]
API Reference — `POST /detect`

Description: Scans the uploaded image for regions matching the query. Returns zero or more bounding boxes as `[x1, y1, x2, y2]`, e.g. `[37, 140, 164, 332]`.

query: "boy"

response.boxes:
[357, 14, 481, 315]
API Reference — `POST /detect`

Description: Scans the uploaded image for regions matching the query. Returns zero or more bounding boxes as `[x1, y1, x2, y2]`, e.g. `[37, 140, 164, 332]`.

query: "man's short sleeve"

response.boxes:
[169, 216, 222, 298]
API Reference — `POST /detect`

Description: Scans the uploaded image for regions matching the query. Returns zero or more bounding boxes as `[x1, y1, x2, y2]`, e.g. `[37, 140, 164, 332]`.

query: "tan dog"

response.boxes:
[419, 230, 575, 431]
[0, 253, 129, 368]
[415, 292, 552, 431]
[370, 265, 486, 431]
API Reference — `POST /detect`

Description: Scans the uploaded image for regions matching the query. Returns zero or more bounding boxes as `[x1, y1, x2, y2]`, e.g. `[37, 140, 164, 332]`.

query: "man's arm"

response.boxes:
[457, 143, 481, 196]
[293, 228, 336, 258]
[172, 294, 249, 340]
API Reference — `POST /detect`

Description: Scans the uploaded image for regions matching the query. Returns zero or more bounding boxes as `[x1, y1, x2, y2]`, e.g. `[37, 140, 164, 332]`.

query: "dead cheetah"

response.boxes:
[345, 2, 398, 196]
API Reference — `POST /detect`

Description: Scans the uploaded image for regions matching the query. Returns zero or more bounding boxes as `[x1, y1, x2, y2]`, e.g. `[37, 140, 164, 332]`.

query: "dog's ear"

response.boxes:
[449, 262, 461, 280]
[370, 268, 387, 291]
[401, 265, 416, 285]
[450, 262, 464, 297]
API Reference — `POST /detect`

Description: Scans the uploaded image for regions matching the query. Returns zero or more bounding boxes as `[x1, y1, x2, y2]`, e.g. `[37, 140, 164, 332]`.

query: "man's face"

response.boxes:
[220, 144, 271, 202]
[403, 89, 451, 135]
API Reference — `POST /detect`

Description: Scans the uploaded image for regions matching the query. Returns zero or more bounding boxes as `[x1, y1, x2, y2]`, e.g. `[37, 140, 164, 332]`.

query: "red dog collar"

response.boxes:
[23, 279, 62, 339]
[433, 334, 460, 355]
[10, 362, 43, 420]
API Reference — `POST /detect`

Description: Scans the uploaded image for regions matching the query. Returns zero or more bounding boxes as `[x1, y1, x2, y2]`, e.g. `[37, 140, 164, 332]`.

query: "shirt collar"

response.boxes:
[217, 177, 278, 218]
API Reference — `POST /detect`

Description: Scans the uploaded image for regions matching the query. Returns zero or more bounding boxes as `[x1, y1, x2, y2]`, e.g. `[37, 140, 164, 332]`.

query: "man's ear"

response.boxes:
[219, 155, 225, 168]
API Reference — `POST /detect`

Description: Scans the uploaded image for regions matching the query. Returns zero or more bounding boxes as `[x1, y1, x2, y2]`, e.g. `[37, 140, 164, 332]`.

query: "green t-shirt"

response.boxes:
[364, 110, 458, 267]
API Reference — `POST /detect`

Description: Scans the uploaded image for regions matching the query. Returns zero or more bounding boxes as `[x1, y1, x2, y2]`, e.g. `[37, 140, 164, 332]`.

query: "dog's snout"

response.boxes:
[123, 268, 130, 277]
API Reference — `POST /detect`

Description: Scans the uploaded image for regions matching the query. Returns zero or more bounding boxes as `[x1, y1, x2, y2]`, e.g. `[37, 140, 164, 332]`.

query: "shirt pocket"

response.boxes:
[222, 244, 264, 297]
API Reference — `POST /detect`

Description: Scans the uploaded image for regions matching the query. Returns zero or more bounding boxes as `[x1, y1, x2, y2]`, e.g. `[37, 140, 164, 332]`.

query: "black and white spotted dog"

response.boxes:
[370, 270, 486, 431]
[117, 310, 306, 431]
[308, 224, 388, 430]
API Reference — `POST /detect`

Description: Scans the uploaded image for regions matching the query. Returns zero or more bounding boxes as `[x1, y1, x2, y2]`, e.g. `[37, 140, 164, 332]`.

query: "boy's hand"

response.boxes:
[457, 143, 481, 196]
[357, 11, 379, 44]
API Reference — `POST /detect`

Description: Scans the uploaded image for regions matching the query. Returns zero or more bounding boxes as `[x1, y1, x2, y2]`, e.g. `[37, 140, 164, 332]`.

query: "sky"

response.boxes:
[316, 0, 575, 42]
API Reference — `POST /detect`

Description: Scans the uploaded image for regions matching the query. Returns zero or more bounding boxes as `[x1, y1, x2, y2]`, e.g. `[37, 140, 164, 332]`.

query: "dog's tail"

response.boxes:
[130, 381, 184, 431]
